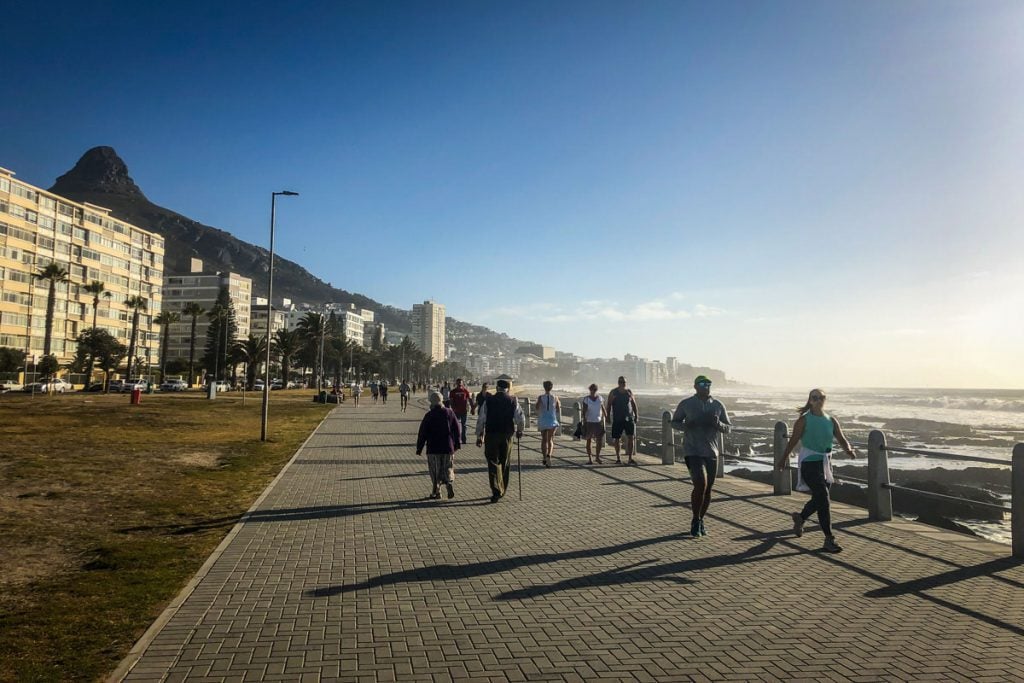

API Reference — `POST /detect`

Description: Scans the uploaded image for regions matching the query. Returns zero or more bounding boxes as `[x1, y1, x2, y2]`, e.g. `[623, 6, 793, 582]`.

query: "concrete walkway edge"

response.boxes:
[106, 407, 338, 683]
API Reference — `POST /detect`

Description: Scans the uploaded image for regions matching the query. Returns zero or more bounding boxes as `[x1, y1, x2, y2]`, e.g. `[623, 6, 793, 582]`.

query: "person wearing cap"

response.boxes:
[581, 383, 608, 464]
[475, 379, 525, 503]
[671, 375, 731, 537]
[416, 391, 462, 500]
[607, 376, 639, 465]
[776, 388, 858, 553]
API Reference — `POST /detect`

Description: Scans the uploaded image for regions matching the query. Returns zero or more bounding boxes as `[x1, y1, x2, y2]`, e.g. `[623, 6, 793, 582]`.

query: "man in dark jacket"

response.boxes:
[475, 379, 525, 503]
[416, 391, 462, 499]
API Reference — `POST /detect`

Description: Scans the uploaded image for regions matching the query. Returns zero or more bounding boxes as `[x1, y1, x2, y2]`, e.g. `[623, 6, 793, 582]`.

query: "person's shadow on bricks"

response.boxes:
[309, 531, 703, 598]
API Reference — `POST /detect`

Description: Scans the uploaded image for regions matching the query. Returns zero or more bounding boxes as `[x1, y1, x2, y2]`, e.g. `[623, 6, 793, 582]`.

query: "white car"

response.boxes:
[0, 381, 24, 393]
[23, 378, 73, 393]
[160, 379, 187, 392]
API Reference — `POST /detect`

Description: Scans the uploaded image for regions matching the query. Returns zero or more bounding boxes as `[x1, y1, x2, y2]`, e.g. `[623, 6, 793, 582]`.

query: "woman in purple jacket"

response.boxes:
[416, 391, 462, 499]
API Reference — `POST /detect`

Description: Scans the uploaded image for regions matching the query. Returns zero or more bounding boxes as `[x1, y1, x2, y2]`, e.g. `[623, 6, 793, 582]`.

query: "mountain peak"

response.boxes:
[49, 146, 147, 200]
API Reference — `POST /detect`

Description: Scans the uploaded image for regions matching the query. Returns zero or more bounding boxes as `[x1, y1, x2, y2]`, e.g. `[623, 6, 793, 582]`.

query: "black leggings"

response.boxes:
[686, 457, 717, 521]
[800, 459, 832, 537]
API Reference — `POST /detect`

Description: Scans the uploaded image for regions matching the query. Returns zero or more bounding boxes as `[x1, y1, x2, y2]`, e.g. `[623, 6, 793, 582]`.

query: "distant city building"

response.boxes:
[162, 259, 251, 363]
[250, 296, 287, 337]
[411, 300, 445, 362]
[364, 321, 385, 349]
[0, 166, 165, 368]
[515, 343, 555, 360]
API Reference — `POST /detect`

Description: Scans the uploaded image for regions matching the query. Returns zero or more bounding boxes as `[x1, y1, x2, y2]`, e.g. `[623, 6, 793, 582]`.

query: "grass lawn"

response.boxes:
[0, 390, 332, 682]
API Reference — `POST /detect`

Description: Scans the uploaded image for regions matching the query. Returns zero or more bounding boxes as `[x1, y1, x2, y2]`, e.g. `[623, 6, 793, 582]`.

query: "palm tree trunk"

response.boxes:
[161, 325, 170, 380]
[188, 315, 198, 387]
[43, 280, 57, 356]
[127, 310, 139, 378]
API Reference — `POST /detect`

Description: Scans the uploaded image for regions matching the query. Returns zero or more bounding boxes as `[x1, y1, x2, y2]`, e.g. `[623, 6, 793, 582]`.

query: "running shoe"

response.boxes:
[690, 519, 701, 538]
[446, 484, 455, 499]
[822, 536, 843, 553]
[699, 519, 707, 536]
[792, 512, 805, 537]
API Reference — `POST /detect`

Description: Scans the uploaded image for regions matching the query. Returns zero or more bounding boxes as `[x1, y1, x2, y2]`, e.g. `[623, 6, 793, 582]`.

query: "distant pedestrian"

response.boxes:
[416, 391, 461, 500]
[472, 383, 491, 416]
[399, 379, 411, 412]
[441, 381, 451, 408]
[371, 382, 380, 403]
[607, 376, 639, 465]
[535, 380, 561, 467]
[449, 378, 473, 444]
[671, 375, 731, 537]
[581, 384, 607, 465]
[475, 379, 524, 503]
[379, 380, 388, 405]
[351, 381, 361, 406]
[777, 389, 858, 553]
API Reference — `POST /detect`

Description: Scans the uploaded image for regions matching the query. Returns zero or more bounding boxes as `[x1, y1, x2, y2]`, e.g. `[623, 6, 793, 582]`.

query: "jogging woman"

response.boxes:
[776, 388, 857, 553]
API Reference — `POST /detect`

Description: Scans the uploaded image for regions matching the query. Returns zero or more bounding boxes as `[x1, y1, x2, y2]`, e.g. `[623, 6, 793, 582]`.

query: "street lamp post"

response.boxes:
[261, 190, 298, 442]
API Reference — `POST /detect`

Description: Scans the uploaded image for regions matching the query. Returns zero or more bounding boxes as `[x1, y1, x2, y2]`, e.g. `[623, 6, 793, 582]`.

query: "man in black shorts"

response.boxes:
[607, 376, 639, 465]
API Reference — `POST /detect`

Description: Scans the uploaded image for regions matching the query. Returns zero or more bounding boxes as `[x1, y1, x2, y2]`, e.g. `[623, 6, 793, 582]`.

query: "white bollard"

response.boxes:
[1013, 443, 1023, 559]
[868, 430, 893, 521]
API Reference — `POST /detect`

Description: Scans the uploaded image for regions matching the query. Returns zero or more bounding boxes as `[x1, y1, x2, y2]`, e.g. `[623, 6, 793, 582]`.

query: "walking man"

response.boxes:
[472, 382, 491, 416]
[351, 380, 361, 406]
[607, 376, 639, 465]
[399, 378, 411, 412]
[449, 378, 473, 444]
[671, 375, 731, 537]
[379, 380, 388, 405]
[475, 379, 524, 503]
[582, 384, 607, 464]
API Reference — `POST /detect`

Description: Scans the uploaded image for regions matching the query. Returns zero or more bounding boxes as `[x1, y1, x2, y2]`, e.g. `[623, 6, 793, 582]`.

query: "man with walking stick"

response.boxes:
[475, 379, 524, 503]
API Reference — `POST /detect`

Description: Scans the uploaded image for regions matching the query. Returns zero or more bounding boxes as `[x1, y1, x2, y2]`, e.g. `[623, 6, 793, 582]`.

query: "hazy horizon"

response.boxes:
[3, 1, 1022, 389]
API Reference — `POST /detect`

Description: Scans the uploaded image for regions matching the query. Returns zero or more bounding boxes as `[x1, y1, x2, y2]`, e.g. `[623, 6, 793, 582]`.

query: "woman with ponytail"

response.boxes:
[776, 389, 857, 553]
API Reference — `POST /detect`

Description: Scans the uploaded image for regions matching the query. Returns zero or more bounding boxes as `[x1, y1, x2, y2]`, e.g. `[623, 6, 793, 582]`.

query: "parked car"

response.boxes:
[22, 378, 73, 393]
[83, 383, 106, 392]
[121, 379, 149, 393]
[270, 379, 284, 390]
[0, 381, 24, 393]
[160, 378, 187, 392]
[253, 379, 266, 392]
[107, 379, 126, 393]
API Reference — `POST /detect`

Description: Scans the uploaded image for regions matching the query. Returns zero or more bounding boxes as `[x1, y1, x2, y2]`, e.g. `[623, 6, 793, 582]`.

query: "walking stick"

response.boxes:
[517, 435, 523, 501]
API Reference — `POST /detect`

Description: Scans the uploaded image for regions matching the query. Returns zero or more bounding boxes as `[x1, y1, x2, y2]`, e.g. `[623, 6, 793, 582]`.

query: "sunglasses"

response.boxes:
[810, 395, 826, 401]
[696, 382, 712, 388]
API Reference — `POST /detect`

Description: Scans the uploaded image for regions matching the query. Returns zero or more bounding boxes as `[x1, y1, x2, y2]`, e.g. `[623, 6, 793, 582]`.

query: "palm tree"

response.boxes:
[124, 295, 148, 378]
[233, 334, 269, 389]
[82, 280, 111, 330]
[182, 302, 205, 386]
[273, 328, 302, 388]
[154, 310, 181, 380]
[33, 263, 70, 357]
[296, 311, 329, 390]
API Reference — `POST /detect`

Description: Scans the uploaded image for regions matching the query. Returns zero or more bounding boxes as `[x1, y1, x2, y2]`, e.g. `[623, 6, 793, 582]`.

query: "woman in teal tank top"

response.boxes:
[776, 389, 858, 553]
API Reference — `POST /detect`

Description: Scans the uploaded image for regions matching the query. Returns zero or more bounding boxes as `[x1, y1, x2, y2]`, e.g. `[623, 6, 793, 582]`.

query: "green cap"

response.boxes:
[694, 375, 712, 385]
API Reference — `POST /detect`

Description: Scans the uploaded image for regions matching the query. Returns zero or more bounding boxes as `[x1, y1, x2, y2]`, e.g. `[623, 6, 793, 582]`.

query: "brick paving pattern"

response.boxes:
[118, 400, 1024, 682]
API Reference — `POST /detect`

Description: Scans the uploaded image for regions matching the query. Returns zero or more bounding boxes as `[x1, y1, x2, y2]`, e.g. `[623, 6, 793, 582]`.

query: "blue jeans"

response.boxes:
[458, 413, 468, 444]
[800, 459, 832, 537]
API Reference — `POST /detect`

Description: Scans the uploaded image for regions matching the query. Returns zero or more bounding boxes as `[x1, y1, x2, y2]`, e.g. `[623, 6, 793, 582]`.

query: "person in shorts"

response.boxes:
[581, 383, 607, 464]
[535, 380, 561, 467]
[607, 376, 639, 465]
[671, 375, 731, 537]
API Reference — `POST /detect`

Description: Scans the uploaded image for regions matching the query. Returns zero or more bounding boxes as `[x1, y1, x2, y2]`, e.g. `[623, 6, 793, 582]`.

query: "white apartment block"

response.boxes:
[161, 260, 251, 363]
[411, 300, 445, 363]
[251, 296, 287, 337]
[0, 166, 164, 369]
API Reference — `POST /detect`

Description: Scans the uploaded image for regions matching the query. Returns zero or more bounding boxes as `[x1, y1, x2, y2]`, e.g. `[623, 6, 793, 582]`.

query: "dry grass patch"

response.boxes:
[0, 391, 331, 682]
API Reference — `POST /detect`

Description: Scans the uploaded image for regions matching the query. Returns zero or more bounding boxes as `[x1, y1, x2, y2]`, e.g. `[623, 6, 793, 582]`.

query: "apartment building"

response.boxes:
[250, 296, 287, 337]
[411, 300, 445, 362]
[161, 259, 251, 364]
[0, 166, 164, 370]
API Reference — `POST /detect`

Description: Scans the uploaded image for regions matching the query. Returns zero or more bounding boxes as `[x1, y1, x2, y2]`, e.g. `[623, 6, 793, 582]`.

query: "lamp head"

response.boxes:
[278, 190, 299, 196]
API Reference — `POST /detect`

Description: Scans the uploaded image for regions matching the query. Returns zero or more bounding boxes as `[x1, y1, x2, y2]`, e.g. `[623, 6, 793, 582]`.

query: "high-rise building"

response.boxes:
[411, 300, 445, 363]
[0, 166, 164, 371]
[250, 296, 287, 337]
[161, 259, 251, 366]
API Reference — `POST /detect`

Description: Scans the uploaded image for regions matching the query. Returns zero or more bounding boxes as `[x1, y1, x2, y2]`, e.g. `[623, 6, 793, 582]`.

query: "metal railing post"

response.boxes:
[1013, 443, 1024, 559]
[574, 401, 582, 437]
[522, 397, 531, 429]
[773, 421, 791, 495]
[868, 430, 893, 521]
[661, 411, 674, 465]
[717, 445, 725, 478]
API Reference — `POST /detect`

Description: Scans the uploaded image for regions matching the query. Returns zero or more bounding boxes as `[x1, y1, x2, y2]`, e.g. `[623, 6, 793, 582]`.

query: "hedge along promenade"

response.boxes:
[0, 390, 332, 683]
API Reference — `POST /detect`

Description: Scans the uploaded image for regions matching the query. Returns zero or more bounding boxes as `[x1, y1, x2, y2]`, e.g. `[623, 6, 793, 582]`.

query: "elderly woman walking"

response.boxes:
[416, 391, 462, 499]
[776, 388, 858, 553]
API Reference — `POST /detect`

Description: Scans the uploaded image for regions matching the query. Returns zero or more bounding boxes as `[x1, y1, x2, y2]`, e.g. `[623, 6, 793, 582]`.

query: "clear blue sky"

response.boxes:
[3, 1, 1022, 387]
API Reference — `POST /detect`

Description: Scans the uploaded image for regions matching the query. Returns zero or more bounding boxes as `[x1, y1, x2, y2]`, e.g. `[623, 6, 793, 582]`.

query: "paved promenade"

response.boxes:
[116, 399, 1024, 682]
